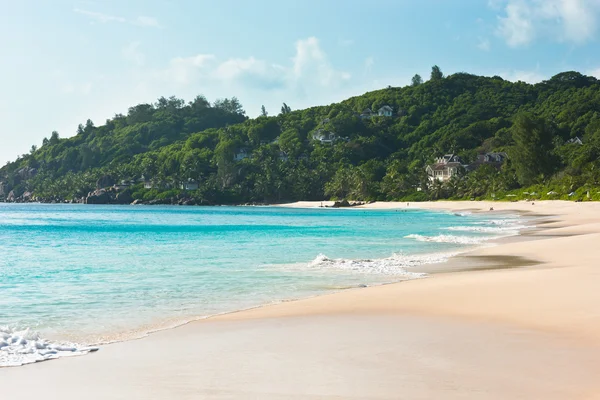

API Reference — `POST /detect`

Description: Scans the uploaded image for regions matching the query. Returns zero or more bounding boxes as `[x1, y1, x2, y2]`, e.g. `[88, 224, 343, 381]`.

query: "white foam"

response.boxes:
[404, 234, 494, 245]
[306, 251, 458, 276]
[0, 327, 97, 367]
[446, 224, 526, 234]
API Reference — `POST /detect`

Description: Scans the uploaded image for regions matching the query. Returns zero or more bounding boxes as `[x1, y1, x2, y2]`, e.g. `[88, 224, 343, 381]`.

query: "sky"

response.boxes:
[2, 0, 600, 165]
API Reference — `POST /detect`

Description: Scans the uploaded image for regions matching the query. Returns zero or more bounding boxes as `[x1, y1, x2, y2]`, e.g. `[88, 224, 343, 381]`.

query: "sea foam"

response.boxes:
[404, 234, 495, 245]
[0, 327, 97, 367]
[306, 251, 456, 276]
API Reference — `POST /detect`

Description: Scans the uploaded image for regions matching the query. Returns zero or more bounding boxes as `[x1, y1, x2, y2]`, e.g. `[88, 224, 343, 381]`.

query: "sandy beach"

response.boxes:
[2, 200, 600, 399]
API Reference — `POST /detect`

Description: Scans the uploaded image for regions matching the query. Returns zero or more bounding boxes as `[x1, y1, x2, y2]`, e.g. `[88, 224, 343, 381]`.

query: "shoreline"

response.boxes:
[61, 203, 536, 346]
[3, 200, 600, 399]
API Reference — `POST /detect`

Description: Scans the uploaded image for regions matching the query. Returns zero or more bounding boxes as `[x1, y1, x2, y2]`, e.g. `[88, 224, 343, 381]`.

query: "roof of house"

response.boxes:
[428, 162, 463, 171]
[379, 105, 393, 111]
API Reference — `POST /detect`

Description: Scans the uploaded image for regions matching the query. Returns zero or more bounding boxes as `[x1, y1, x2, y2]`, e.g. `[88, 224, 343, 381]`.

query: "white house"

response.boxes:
[378, 105, 393, 117]
[426, 154, 465, 183]
[180, 178, 199, 191]
[567, 136, 583, 145]
[233, 149, 250, 161]
[312, 130, 338, 144]
[144, 180, 153, 189]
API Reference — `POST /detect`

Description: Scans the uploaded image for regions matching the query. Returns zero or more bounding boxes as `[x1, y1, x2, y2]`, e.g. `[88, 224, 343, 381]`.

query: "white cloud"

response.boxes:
[74, 8, 160, 28]
[477, 37, 491, 51]
[587, 68, 600, 78]
[495, 0, 600, 47]
[155, 37, 350, 94]
[214, 58, 287, 89]
[292, 37, 350, 88]
[497, 1, 536, 46]
[164, 54, 216, 84]
[122, 42, 145, 66]
[501, 69, 546, 83]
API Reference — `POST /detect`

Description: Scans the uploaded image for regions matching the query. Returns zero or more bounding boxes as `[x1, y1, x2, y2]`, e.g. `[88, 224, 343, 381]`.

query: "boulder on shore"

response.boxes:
[115, 190, 133, 205]
[332, 199, 350, 208]
[86, 189, 110, 204]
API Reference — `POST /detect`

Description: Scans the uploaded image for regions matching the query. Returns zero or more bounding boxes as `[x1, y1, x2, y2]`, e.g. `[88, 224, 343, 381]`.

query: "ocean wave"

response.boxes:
[445, 224, 526, 233]
[478, 218, 523, 226]
[0, 327, 97, 367]
[306, 252, 457, 276]
[404, 233, 494, 244]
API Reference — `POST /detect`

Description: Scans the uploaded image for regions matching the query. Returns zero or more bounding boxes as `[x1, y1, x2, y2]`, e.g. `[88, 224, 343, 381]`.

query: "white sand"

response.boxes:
[2, 200, 600, 399]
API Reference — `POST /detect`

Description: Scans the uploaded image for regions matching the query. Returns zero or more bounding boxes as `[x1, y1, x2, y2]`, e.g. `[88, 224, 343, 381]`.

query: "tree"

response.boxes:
[214, 97, 246, 116]
[411, 74, 423, 86]
[49, 131, 60, 145]
[510, 113, 557, 186]
[280, 103, 292, 115]
[430, 65, 444, 81]
[260, 105, 268, 117]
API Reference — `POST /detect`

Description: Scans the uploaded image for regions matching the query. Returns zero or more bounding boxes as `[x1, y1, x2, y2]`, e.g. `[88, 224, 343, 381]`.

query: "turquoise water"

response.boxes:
[0, 204, 524, 365]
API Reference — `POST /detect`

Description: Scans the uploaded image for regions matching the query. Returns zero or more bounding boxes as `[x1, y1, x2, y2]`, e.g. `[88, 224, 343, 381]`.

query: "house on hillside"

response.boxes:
[180, 178, 199, 191]
[233, 149, 250, 161]
[360, 108, 374, 119]
[312, 130, 338, 144]
[378, 105, 393, 117]
[566, 136, 583, 145]
[426, 154, 465, 183]
[466, 152, 508, 172]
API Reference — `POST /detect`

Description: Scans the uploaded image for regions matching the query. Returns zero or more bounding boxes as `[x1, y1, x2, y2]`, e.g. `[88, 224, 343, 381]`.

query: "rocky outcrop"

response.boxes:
[332, 199, 350, 208]
[6, 190, 16, 202]
[331, 199, 365, 208]
[85, 189, 110, 204]
[115, 190, 133, 205]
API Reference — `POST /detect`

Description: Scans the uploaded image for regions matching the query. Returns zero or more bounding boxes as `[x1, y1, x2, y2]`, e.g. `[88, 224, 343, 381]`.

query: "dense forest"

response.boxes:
[2, 67, 600, 205]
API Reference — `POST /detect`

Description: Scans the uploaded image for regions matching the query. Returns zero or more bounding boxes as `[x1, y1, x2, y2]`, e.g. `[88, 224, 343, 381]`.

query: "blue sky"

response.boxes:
[2, 0, 600, 165]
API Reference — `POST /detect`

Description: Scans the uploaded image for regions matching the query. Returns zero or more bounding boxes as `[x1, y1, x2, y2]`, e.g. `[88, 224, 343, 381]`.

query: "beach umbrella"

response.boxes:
[547, 191, 558, 195]
[506, 194, 517, 197]
[569, 192, 576, 197]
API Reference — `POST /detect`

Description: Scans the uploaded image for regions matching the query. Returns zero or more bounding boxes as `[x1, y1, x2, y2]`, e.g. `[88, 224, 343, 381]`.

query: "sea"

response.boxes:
[0, 203, 527, 367]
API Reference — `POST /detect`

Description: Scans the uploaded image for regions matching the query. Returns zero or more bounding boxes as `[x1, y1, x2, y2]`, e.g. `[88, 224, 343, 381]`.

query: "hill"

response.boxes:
[2, 68, 600, 204]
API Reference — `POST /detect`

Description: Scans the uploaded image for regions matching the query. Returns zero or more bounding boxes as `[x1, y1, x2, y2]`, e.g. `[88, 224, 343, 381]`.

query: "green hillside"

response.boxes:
[2, 68, 600, 204]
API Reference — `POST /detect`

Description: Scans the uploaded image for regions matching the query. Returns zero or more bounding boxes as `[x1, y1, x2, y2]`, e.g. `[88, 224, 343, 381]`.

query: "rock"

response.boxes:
[7, 190, 16, 202]
[22, 191, 33, 201]
[131, 199, 144, 205]
[332, 199, 350, 208]
[115, 190, 133, 205]
[85, 189, 110, 204]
